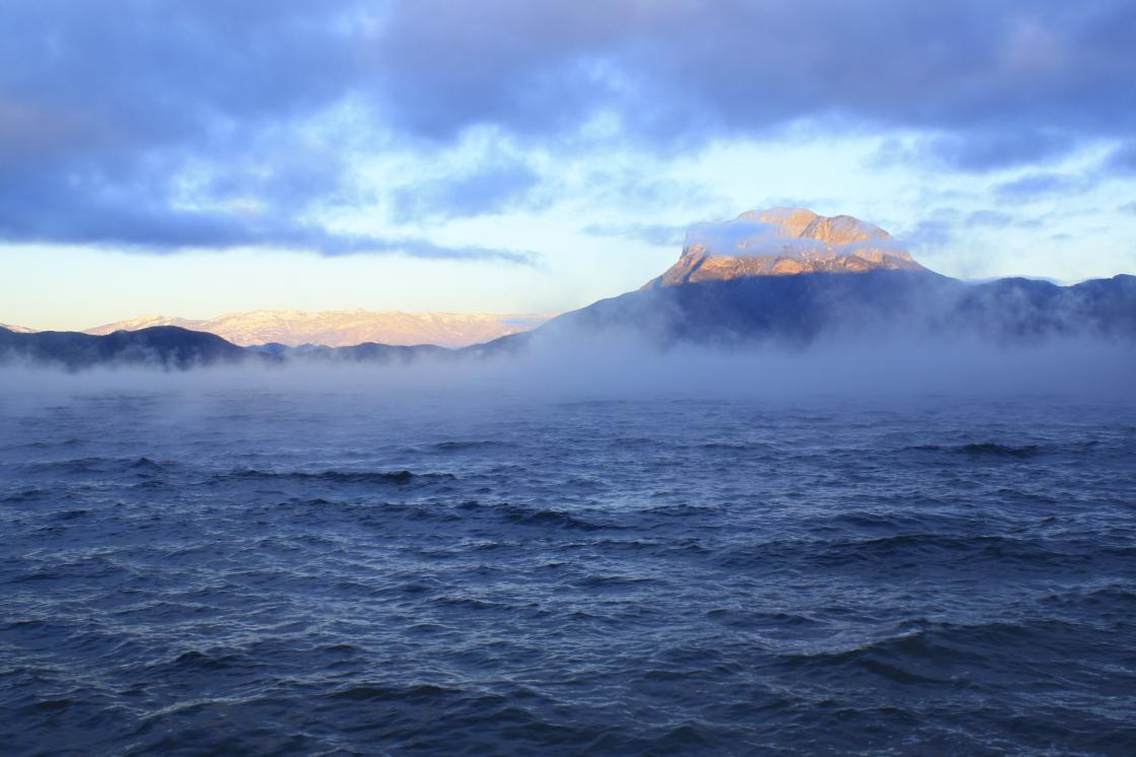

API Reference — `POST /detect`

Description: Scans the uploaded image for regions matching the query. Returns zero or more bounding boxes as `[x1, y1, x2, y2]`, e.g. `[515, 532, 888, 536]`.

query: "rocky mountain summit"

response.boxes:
[645, 208, 924, 288]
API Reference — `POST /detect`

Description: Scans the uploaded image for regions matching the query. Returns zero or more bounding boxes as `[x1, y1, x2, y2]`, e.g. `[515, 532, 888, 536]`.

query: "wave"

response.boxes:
[908, 442, 1042, 458]
[7, 438, 84, 450]
[786, 617, 1085, 666]
[640, 503, 724, 518]
[776, 616, 1102, 692]
[816, 532, 1067, 563]
[24, 457, 126, 474]
[575, 574, 658, 590]
[166, 649, 255, 672]
[218, 468, 452, 486]
[506, 508, 605, 530]
[428, 440, 517, 453]
[695, 441, 777, 453]
[1038, 584, 1136, 615]
[327, 682, 456, 703]
[717, 532, 1083, 571]
[1, 487, 51, 503]
[457, 500, 609, 530]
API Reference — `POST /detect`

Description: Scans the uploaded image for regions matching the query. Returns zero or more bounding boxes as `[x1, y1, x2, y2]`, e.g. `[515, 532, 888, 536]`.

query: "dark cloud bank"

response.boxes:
[1, 1, 1134, 254]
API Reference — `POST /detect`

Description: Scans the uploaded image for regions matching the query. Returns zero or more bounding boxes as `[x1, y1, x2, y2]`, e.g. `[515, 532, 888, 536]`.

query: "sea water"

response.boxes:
[1, 375, 1134, 754]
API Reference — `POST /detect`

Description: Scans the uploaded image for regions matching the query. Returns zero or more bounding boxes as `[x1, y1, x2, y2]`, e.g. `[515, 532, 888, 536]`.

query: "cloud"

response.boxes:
[9, 2, 1135, 146]
[0, 155, 536, 263]
[993, 172, 1092, 202]
[1, 0, 1135, 252]
[910, 130, 1076, 173]
[892, 207, 1055, 263]
[1105, 142, 1136, 175]
[582, 222, 688, 247]
[685, 219, 785, 255]
[323, 238, 539, 264]
[965, 210, 1017, 228]
[390, 158, 542, 221]
[367, 1, 1136, 141]
[900, 219, 956, 252]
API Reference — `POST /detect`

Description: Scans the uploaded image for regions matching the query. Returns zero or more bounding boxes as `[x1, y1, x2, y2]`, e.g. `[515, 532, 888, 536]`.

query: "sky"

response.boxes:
[2, 0, 1135, 330]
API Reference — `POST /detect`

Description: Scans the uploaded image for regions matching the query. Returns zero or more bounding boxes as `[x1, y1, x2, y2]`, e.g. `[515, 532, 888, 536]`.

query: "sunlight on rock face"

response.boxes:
[648, 208, 926, 287]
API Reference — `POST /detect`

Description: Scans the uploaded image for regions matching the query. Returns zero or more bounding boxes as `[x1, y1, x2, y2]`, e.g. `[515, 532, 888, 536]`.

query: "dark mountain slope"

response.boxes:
[512, 272, 1136, 348]
[473, 209, 1134, 353]
[0, 326, 250, 370]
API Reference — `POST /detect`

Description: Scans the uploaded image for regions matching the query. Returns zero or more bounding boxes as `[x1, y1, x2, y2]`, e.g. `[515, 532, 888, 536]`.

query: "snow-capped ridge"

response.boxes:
[85, 310, 552, 348]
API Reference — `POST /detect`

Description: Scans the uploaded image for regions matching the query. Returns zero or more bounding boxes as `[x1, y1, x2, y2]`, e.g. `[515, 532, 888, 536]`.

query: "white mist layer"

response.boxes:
[0, 335, 1132, 409]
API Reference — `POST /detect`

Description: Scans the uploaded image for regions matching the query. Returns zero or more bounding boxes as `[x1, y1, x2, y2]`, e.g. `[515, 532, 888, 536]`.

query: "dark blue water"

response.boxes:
[2, 384, 1135, 754]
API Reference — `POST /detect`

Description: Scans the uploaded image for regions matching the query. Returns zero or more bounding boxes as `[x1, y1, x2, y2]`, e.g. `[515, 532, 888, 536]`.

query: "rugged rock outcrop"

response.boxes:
[644, 208, 924, 288]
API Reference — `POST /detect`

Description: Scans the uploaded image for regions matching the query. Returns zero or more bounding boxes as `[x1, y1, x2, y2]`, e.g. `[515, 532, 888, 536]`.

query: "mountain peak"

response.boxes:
[736, 207, 822, 238]
[646, 209, 923, 288]
[0, 323, 35, 334]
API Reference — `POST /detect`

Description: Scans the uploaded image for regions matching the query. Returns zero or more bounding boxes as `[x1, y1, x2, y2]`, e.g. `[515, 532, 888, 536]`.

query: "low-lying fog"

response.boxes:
[1, 332, 1132, 409]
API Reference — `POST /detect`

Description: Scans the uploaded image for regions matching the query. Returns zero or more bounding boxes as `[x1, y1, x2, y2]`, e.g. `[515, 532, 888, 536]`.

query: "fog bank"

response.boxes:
[1, 334, 1131, 408]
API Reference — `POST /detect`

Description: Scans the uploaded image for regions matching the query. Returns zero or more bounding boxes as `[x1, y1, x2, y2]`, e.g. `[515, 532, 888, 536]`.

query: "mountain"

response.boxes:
[85, 310, 550, 348]
[0, 324, 464, 370]
[4, 208, 1133, 370]
[487, 208, 1136, 350]
[0, 326, 250, 370]
[529, 271, 1136, 349]
[0, 323, 35, 333]
[84, 315, 202, 333]
[645, 208, 924, 288]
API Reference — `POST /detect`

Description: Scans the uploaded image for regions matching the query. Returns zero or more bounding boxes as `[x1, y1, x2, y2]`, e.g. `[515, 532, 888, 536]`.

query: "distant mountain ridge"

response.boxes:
[517, 271, 1136, 351]
[85, 309, 551, 347]
[0, 326, 247, 370]
[0, 325, 460, 370]
[3, 208, 1134, 370]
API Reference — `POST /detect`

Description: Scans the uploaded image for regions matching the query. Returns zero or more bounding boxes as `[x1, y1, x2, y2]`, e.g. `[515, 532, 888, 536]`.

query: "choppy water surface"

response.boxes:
[2, 383, 1135, 754]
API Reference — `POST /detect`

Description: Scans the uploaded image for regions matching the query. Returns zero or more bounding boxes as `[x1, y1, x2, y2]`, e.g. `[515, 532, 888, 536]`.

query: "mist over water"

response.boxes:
[2, 342, 1135, 753]
[3, 331, 1132, 401]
